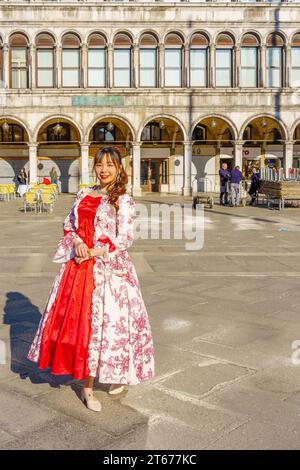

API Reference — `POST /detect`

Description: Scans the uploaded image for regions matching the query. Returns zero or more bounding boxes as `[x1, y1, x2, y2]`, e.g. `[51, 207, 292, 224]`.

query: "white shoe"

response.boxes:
[108, 384, 126, 396]
[80, 388, 102, 412]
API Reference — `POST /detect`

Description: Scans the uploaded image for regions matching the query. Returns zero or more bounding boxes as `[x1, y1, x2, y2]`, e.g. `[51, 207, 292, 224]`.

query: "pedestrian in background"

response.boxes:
[230, 165, 242, 207]
[50, 166, 58, 185]
[16, 168, 28, 198]
[219, 162, 231, 205]
[249, 167, 260, 206]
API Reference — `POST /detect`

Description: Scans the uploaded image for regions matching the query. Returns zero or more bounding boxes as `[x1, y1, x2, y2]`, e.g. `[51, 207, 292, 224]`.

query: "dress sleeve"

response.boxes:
[52, 189, 85, 263]
[97, 194, 136, 260]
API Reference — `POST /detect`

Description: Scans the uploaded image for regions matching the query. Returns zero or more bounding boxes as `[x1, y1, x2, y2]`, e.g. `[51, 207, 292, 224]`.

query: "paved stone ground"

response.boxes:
[1, 193, 300, 449]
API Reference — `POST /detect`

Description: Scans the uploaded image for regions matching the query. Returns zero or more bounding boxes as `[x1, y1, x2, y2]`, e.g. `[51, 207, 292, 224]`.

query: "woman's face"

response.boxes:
[95, 154, 118, 187]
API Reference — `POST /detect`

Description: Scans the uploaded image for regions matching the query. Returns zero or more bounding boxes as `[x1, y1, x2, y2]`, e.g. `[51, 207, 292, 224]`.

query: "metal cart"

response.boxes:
[192, 176, 214, 209]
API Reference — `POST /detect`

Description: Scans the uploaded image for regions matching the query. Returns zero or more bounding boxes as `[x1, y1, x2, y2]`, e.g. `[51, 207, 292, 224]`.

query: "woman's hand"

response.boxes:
[90, 247, 105, 257]
[73, 246, 105, 264]
[74, 241, 89, 258]
[74, 256, 90, 265]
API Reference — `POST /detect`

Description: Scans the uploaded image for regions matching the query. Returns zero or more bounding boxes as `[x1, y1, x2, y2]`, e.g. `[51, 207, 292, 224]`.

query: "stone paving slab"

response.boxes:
[34, 386, 150, 437]
[1, 416, 113, 450]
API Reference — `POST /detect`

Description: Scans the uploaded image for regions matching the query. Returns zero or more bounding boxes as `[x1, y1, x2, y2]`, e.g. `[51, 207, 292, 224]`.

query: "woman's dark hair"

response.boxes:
[93, 146, 128, 211]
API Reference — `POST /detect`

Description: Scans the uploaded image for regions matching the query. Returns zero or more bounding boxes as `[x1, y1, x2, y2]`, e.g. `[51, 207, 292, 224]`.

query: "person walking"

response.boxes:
[27, 146, 155, 412]
[249, 167, 260, 206]
[50, 166, 58, 185]
[230, 165, 242, 207]
[219, 162, 231, 205]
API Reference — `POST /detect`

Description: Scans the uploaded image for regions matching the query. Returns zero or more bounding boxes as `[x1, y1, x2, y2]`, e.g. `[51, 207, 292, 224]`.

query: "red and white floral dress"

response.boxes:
[27, 189, 155, 385]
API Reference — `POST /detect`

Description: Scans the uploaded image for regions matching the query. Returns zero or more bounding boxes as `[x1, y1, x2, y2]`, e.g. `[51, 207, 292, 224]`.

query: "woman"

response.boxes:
[27, 147, 155, 412]
[17, 168, 28, 197]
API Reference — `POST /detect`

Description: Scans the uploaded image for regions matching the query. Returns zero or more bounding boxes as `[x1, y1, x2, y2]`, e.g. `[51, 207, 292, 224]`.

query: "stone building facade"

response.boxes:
[0, 1, 300, 194]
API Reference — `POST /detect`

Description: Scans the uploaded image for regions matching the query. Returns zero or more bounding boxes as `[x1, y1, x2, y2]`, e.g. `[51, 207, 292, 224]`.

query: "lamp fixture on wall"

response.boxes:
[260, 119, 267, 128]
[107, 121, 114, 132]
[53, 122, 63, 136]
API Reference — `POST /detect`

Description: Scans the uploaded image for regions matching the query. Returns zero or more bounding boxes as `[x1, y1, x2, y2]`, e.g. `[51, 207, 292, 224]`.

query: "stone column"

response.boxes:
[56, 46, 62, 88]
[209, 44, 215, 88]
[133, 43, 139, 88]
[81, 43, 88, 88]
[184, 44, 190, 88]
[107, 43, 113, 88]
[80, 143, 90, 185]
[234, 140, 244, 168]
[235, 45, 241, 88]
[30, 44, 36, 89]
[3, 43, 9, 89]
[182, 141, 193, 196]
[28, 143, 38, 184]
[260, 44, 266, 88]
[284, 140, 294, 171]
[132, 142, 142, 196]
[214, 143, 221, 192]
[159, 42, 165, 88]
[285, 44, 291, 88]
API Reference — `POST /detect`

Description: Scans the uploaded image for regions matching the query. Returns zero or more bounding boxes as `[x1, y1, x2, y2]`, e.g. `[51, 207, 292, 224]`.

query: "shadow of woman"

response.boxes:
[3, 291, 80, 389]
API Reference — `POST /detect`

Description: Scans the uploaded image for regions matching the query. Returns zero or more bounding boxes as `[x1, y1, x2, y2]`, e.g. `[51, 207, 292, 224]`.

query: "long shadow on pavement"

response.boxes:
[2, 291, 79, 389]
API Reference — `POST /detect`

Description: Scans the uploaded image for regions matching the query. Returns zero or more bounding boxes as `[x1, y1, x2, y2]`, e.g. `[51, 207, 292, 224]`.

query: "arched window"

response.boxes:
[36, 33, 55, 87]
[10, 33, 29, 89]
[62, 33, 81, 87]
[0, 123, 24, 142]
[215, 33, 234, 87]
[46, 123, 71, 142]
[291, 33, 300, 87]
[242, 125, 253, 141]
[190, 33, 209, 87]
[113, 33, 132, 88]
[266, 32, 284, 88]
[93, 123, 115, 142]
[141, 122, 161, 141]
[164, 33, 183, 87]
[88, 33, 106, 87]
[240, 33, 259, 87]
[139, 33, 158, 88]
[192, 124, 206, 141]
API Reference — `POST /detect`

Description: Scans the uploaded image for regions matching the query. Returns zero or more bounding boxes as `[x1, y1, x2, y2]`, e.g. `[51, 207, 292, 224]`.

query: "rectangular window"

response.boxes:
[11, 48, 28, 88]
[62, 49, 80, 87]
[215, 49, 232, 87]
[165, 48, 182, 87]
[291, 47, 300, 87]
[240, 47, 257, 87]
[267, 47, 282, 88]
[140, 49, 157, 87]
[37, 49, 54, 87]
[190, 48, 207, 87]
[114, 49, 131, 87]
[88, 48, 106, 87]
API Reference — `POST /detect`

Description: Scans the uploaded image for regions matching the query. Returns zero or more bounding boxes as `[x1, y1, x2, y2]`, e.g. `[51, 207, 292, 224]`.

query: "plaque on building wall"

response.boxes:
[72, 96, 124, 107]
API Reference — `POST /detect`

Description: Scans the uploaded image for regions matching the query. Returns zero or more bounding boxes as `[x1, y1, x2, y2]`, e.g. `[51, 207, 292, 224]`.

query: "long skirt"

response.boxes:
[27, 255, 155, 385]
